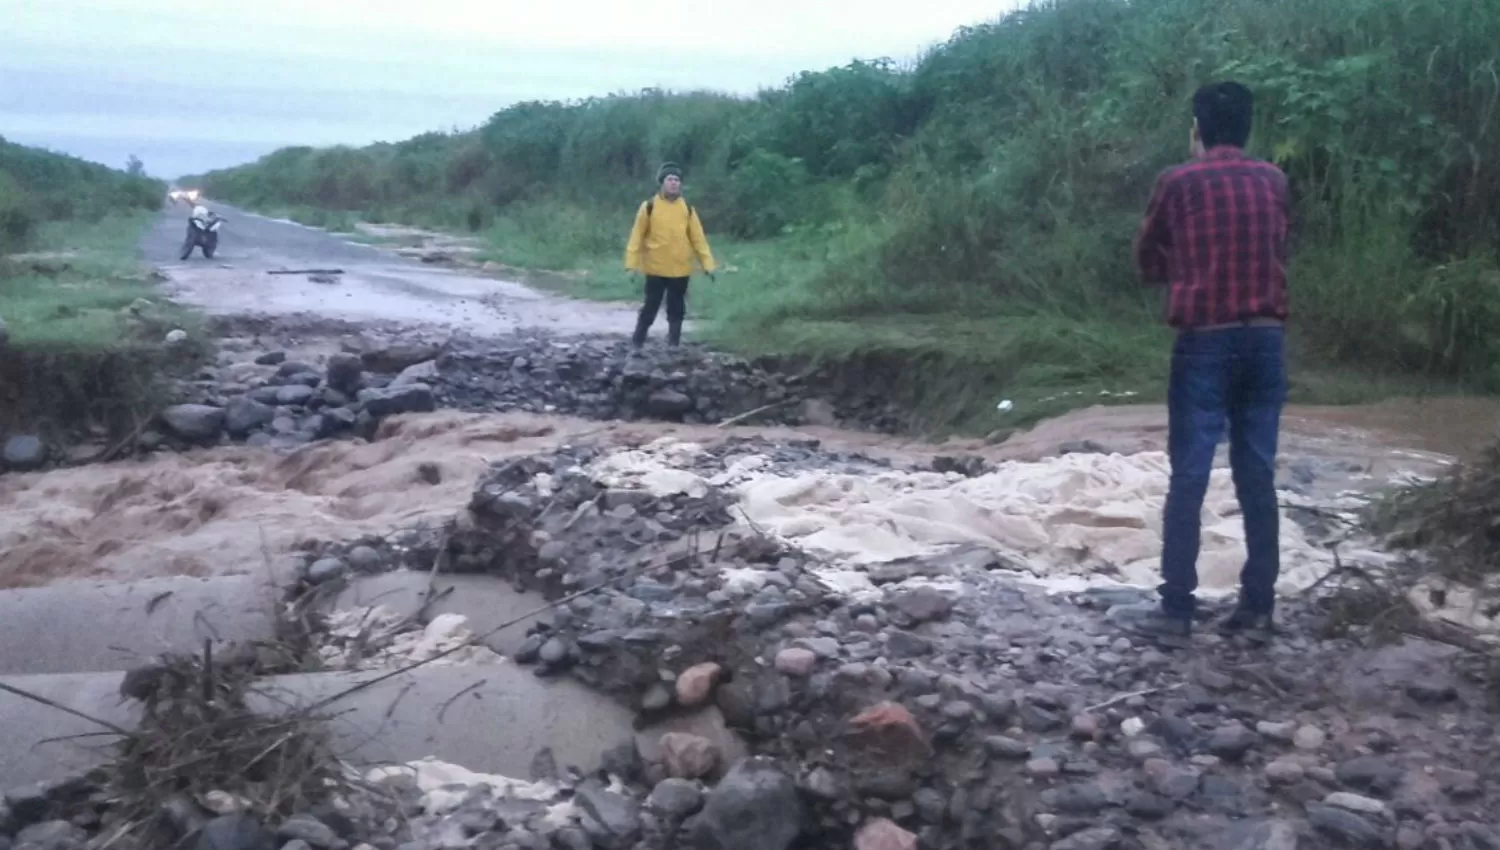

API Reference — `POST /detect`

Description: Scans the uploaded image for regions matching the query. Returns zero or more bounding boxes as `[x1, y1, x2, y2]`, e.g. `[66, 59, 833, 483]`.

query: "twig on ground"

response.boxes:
[0, 681, 131, 736]
[267, 268, 345, 275]
[718, 397, 801, 429]
[1082, 683, 1184, 714]
[437, 680, 486, 724]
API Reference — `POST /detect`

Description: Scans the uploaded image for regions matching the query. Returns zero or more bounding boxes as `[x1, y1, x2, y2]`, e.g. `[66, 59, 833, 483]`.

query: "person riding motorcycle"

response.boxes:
[181, 205, 225, 260]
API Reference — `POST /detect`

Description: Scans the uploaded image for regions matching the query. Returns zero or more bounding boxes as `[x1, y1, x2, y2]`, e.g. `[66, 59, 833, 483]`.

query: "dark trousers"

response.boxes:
[633, 275, 689, 345]
[1160, 326, 1287, 619]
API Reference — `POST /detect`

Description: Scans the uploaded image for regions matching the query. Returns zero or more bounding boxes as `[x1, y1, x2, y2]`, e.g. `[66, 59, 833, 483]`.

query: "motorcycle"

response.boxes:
[180, 206, 226, 260]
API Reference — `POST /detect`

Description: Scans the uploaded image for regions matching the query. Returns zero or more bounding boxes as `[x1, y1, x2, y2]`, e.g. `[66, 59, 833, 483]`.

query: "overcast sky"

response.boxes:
[2, 0, 1015, 178]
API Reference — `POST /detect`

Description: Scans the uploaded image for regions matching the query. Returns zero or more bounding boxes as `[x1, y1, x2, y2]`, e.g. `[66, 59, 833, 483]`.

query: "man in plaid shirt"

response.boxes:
[1121, 81, 1290, 645]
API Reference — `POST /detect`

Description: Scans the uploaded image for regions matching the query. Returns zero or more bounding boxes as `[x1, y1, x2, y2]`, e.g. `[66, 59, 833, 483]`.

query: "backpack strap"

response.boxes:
[644, 197, 693, 237]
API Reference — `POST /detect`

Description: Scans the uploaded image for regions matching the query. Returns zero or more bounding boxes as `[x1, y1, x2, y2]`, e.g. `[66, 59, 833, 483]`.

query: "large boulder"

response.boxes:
[361, 343, 441, 374]
[357, 383, 436, 417]
[325, 353, 364, 394]
[692, 758, 802, 850]
[224, 398, 275, 438]
[160, 405, 225, 442]
[2, 435, 45, 472]
[390, 360, 439, 388]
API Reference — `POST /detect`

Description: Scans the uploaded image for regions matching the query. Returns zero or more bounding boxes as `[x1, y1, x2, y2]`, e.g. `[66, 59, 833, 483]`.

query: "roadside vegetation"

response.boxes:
[193, 0, 1500, 433]
[0, 137, 191, 438]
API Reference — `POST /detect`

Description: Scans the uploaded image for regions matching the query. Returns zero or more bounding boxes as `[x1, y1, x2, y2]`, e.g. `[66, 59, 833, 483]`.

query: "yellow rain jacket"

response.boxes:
[623, 194, 716, 278]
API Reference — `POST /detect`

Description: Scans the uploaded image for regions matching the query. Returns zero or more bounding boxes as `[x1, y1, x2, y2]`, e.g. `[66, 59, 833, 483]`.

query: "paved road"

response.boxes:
[142, 201, 636, 336]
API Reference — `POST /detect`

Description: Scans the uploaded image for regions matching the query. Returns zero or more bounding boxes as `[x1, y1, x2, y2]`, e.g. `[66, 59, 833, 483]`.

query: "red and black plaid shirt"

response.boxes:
[1133, 146, 1290, 328]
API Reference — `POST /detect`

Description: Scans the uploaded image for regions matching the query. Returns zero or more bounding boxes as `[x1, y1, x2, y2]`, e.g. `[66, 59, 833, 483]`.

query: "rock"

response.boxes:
[1336, 756, 1404, 796]
[1044, 782, 1110, 814]
[224, 398, 276, 437]
[1325, 792, 1391, 819]
[255, 351, 287, 366]
[390, 360, 439, 387]
[1126, 790, 1173, 820]
[14, 820, 86, 850]
[854, 818, 918, 850]
[1307, 803, 1390, 848]
[1144, 759, 1200, 800]
[1207, 722, 1260, 762]
[2, 435, 45, 471]
[695, 758, 801, 850]
[346, 546, 384, 573]
[675, 662, 723, 707]
[282, 842, 312, 850]
[646, 778, 703, 818]
[637, 707, 750, 780]
[1265, 759, 1306, 785]
[161, 404, 226, 442]
[848, 702, 931, 764]
[1210, 819, 1299, 850]
[1121, 717, 1146, 737]
[165, 328, 189, 345]
[195, 814, 274, 850]
[575, 783, 641, 848]
[1050, 827, 1122, 850]
[1257, 721, 1296, 742]
[326, 353, 365, 393]
[1071, 713, 1101, 740]
[985, 736, 1032, 760]
[1434, 766, 1481, 799]
[1404, 679, 1458, 704]
[659, 732, 720, 779]
[307, 558, 349, 584]
[357, 383, 436, 417]
[644, 389, 694, 419]
[275, 815, 346, 849]
[361, 343, 442, 373]
[890, 586, 953, 623]
[775, 648, 818, 676]
[539, 638, 570, 666]
[1294, 725, 1327, 750]
[1027, 758, 1061, 779]
[912, 788, 946, 823]
[276, 385, 317, 407]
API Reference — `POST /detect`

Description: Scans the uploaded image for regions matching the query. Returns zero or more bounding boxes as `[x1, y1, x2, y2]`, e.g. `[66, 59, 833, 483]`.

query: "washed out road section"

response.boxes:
[141, 202, 637, 336]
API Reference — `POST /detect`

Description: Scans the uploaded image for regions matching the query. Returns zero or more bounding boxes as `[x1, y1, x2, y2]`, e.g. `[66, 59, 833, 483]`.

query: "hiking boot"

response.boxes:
[1217, 608, 1275, 642]
[631, 317, 651, 347]
[1108, 604, 1192, 647]
[667, 320, 683, 347]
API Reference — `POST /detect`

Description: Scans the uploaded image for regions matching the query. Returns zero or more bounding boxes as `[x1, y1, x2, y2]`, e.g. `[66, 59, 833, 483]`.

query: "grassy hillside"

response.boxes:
[0, 139, 186, 439]
[1, 138, 169, 349]
[194, 0, 1500, 433]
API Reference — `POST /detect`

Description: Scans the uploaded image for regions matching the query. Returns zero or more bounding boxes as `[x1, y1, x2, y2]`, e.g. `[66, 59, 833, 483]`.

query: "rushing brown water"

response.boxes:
[1286, 396, 1500, 463]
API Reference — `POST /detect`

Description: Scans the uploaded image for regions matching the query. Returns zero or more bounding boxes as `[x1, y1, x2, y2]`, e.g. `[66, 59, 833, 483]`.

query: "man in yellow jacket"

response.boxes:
[623, 162, 717, 347]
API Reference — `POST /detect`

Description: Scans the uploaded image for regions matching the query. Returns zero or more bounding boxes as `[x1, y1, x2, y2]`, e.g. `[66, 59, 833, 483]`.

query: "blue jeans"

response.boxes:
[1160, 326, 1287, 620]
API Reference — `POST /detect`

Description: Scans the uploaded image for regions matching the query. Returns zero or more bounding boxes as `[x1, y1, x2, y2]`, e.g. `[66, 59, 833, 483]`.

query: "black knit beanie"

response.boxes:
[657, 162, 683, 184]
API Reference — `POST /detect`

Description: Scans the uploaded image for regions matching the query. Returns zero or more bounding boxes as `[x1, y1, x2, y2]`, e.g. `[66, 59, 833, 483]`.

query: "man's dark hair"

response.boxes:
[1193, 82, 1254, 148]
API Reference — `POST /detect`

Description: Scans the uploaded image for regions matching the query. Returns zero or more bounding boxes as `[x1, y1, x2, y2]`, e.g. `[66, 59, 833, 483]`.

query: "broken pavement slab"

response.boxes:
[0, 664, 633, 787]
[0, 576, 281, 676]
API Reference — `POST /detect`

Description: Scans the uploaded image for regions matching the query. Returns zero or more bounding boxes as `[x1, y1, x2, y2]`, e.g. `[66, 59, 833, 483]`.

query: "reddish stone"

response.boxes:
[675, 662, 723, 708]
[854, 818, 918, 850]
[847, 701, 931, 763]
[658, 732, 721, 779]
[775, 648, 819, 676]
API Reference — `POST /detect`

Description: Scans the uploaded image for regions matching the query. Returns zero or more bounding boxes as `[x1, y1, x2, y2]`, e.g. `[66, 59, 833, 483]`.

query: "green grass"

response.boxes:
[0, 213, 179, 350]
